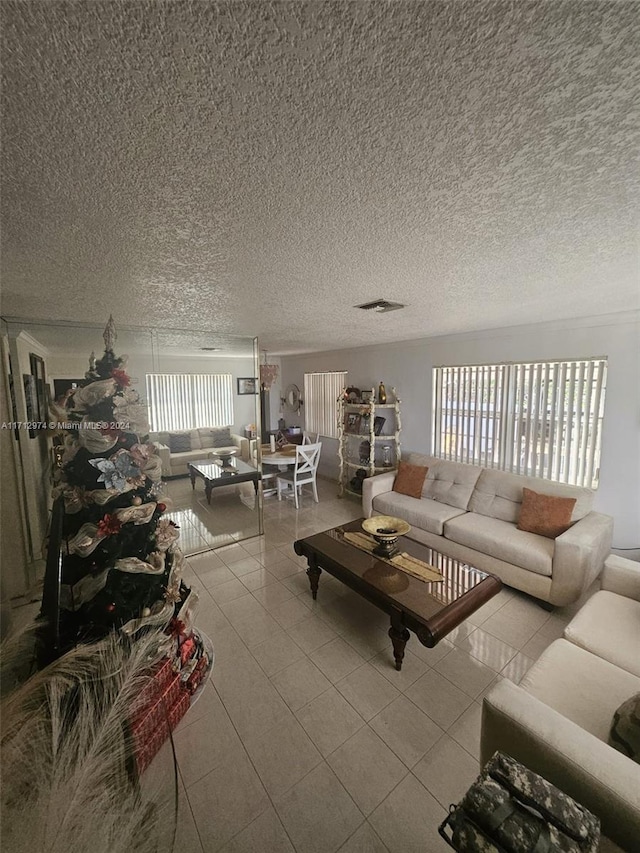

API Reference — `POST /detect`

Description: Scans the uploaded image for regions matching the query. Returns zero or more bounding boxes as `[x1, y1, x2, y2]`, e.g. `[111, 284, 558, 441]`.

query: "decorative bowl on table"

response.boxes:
[213, 449, 237, 467]
[362, 515, 411, 559]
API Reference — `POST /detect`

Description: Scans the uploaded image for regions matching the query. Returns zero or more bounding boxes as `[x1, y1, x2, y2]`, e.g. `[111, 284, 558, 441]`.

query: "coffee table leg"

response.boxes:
[189, 466, 196, 490]
[307, 556, 322, 600]
[389, 611, 410, 671]
[205, 482, 212, 505]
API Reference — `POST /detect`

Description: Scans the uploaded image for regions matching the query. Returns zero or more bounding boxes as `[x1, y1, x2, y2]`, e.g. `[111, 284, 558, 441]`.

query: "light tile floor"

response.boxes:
[170, 477, 602, 853]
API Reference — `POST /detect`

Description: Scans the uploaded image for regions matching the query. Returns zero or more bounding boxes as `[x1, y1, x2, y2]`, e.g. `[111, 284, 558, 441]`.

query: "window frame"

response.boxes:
[432, 357, 607, 488]
[145, 372, 234, 432]
[303, 371, 347, 439]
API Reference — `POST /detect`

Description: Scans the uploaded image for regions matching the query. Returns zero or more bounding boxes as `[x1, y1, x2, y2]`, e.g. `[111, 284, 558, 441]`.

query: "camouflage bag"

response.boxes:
[438, 751, 600, 853]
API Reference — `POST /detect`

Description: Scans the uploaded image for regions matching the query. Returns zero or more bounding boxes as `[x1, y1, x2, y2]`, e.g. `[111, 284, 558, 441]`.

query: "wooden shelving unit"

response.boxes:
[337, 387, 402, 498]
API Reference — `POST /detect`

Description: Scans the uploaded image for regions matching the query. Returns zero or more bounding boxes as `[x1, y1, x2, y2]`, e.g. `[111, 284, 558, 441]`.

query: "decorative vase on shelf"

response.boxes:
[382, 445, 392, 467]
[378, 381, 386, 404]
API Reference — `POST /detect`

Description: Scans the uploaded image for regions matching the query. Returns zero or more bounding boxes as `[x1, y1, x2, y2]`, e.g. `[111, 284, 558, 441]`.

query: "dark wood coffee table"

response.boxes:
[188, 458, 260, 504]
[294, 518, 501, 670]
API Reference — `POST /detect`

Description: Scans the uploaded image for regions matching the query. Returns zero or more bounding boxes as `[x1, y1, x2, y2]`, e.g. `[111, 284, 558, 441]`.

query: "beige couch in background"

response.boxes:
[363, 453, 613, 607]
[149, 428, 250, 477]
[481, 554, 640, 849]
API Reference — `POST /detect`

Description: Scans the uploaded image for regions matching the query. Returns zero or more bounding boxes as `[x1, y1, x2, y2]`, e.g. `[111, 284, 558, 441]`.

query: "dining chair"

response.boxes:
[276, 442, 322, 509]
[302, 430, 319, 444]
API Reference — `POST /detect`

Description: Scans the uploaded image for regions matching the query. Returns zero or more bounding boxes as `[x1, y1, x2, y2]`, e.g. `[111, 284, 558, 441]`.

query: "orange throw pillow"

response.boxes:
[392, 462, 428, 499]
[517, 487, 576, 539]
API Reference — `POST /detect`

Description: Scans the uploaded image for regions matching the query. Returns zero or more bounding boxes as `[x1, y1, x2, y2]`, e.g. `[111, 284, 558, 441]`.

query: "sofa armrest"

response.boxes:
[362, 471, 397, 517]
[550, 511, 613, 606]
[151, 442, 172, 478]
[601, 554, 640, 601]
[231, 433, 250, 462]
[481, 680, 640, 850]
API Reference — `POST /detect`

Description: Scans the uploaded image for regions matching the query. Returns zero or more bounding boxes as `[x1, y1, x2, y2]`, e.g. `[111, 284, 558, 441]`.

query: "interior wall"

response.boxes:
[152, 353, 259, 434]
[281, 311, 640, 552]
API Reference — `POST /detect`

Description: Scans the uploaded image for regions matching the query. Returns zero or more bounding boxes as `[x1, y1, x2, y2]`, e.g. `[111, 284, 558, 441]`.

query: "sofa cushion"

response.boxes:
[564, 591, 640, 677]
[168, 432, 191, 452]
[608, 693, 640, 763]
[520, 639, 640, 743]
[373, 492, 467, 536]
[469, 468, 593, 524]
[210, 427, 232, 448]
[444, 513, 554, 576]
[198, 427, 216, 449]
[517, 487, 576, 539]
[393, 461, 428, 498]
[404, 454, 483, 510]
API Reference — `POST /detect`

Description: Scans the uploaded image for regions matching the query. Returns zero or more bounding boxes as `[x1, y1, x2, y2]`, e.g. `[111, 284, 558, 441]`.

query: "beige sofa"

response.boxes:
[362, 453, 613, 607]
[149, 428, 251, 477]
[481, 554, 640, 850]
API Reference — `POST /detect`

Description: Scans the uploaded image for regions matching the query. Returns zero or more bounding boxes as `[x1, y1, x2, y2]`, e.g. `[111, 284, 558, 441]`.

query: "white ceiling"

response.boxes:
[1, 1, 638, 356]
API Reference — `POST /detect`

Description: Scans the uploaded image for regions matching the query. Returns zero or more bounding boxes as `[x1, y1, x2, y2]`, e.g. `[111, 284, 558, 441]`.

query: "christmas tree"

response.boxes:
[0, 317, 211, 848]
[48, 316, 196, 659]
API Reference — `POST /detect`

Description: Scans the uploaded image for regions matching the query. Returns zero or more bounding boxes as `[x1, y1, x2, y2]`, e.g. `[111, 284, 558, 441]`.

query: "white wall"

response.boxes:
[281, 311, 640, 550]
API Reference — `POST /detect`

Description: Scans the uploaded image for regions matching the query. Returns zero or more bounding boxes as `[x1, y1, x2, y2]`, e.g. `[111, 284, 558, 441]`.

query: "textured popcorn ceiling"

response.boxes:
[1, 0, 639, 355]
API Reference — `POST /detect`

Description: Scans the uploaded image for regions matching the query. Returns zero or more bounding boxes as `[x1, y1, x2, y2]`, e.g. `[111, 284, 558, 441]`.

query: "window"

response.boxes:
[304, 371, 347, 439]
[432, 358, 607, 488]
[146, 373, 233, 432]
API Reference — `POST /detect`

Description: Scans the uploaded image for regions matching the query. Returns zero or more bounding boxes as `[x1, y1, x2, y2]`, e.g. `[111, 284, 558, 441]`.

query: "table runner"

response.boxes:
[342, 531, 443, 583]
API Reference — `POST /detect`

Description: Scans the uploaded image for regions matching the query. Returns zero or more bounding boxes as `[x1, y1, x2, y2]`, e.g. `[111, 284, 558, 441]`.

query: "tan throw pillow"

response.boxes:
[517, 487, 576, 539]
[393, 462, 428, 499]
[608, 692, 640, 764]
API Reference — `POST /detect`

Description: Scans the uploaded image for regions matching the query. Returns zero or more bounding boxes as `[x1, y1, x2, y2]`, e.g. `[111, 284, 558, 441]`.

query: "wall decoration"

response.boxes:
[345, 412, 361, 434]
[259, 351, 279, 390]
[237, 377, 257, 395]
[29, 353, 48, 424]
[282, 383, 302, 413]
[23, 374, 38, 438]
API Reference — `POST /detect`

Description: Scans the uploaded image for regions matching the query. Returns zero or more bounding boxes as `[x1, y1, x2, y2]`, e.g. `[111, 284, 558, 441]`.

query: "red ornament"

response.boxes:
[111, 368, 131, 387]
[106, 603, 116, 612]
[157, 502, 166, 512]
[167, 618, 186, 639]
[97, 513, 122, 537]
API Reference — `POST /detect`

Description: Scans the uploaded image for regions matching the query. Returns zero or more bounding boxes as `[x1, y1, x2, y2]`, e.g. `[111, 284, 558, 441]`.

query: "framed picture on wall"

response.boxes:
[29, 353, 48, 423]
[23, 374, 38, 438]
[237, 377, 257, 395]
[345, 412, 361, 434]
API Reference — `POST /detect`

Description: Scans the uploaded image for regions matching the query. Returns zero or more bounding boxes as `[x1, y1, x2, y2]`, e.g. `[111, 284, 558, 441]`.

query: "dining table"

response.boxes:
[260, 444, 299, 466]
[259, 444, 298, 495]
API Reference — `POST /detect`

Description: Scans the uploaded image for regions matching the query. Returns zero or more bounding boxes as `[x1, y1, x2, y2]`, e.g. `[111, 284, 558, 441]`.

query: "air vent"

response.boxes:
[201, 347, 221, 351]
[355, 299, 405, 313]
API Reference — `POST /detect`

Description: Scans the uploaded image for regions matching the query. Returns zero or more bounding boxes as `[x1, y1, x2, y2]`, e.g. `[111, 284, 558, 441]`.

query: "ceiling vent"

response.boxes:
[355, 299, 405, 313]
[200, 347, 221, 351]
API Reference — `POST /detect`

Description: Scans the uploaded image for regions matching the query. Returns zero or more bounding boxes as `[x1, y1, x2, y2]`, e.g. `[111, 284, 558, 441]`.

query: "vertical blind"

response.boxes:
[432, 358, 607, 488]
[146, 373, 234, 432]
[304, 371, 347, 438]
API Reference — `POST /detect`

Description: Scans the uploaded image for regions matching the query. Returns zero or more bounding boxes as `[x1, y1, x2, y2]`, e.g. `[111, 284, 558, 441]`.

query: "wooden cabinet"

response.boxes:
[337, 387, 402, 498]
